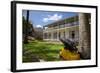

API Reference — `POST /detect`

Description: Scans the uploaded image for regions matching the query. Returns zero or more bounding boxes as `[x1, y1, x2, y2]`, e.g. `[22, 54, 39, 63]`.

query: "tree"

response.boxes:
[78, 13, 91, 59]
[24, 10, 29, 43]
[23, 10, 34, 43]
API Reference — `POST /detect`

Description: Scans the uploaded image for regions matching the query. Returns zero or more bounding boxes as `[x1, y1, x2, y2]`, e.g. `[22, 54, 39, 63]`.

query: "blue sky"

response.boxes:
[22, 10, 78, 28]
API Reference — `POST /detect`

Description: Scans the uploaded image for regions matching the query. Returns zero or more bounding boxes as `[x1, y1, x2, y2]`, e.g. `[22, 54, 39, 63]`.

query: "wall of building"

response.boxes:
[43, 25, 79, 42]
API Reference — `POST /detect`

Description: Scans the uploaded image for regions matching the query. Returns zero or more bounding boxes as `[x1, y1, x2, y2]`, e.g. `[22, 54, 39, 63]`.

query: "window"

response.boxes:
[71, 31, 75, 39]
[69, 31, 75, 39]
[53, 32, 57, 39]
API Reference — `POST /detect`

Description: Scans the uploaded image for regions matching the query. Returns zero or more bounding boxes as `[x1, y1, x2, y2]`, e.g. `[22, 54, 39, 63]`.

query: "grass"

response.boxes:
[23, 40, 64, 62]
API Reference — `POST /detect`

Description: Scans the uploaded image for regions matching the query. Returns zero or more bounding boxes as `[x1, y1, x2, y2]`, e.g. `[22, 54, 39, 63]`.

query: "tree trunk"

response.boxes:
[78, 13, 91, 59]
[24, 10, 29, 44]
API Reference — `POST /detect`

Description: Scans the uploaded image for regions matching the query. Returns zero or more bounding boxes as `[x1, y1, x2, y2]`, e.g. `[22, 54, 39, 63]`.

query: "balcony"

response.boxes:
[65, 21, 79, 27]
[43, 21, 79, 32]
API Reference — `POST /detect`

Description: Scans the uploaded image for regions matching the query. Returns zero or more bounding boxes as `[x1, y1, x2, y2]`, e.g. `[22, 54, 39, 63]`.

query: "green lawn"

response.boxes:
[23, 40, 64, 62]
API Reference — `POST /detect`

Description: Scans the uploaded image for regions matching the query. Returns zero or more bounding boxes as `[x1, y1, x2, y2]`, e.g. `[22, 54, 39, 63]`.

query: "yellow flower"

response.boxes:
[60, 48, 80, 60]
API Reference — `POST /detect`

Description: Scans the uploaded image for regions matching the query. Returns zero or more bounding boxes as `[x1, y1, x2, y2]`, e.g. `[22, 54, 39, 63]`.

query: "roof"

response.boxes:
[43, 15, 78, 27]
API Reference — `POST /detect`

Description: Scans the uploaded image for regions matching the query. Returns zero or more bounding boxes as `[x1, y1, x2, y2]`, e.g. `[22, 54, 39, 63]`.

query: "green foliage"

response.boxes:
[23, 16, 34, 43]
[23, 16, 34, 36]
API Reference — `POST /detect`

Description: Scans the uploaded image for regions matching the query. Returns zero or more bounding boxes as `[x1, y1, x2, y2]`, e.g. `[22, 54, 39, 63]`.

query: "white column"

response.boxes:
[56, 30, 59, 41]
[65, 28, 69, 39]
[51, 32, 53, 41]
[43, 32, 44, 40]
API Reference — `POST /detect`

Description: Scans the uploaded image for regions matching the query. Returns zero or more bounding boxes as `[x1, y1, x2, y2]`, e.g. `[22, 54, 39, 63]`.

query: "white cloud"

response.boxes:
[36, 25, 42, 28]
[43, 14, 62, 22]
[43, 18, 48, 22]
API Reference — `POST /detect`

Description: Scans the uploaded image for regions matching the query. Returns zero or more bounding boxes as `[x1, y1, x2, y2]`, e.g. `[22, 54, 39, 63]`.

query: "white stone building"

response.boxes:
[43, 16, 79, 42]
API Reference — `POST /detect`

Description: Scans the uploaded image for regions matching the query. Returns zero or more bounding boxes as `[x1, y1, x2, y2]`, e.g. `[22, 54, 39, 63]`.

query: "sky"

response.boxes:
[22, 10, 78, 28]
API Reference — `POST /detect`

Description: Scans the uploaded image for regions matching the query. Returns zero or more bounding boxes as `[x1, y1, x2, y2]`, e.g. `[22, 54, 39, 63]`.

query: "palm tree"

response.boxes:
[79, 13, 91, 59]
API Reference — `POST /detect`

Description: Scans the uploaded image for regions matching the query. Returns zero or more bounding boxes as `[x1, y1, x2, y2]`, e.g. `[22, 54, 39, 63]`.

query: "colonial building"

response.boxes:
[43, 16, 79, 42]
